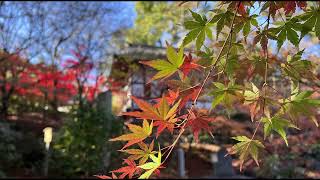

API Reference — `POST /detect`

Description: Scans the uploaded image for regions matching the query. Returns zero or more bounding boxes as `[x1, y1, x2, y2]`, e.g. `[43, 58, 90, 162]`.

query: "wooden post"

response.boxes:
[43, 127, 52, 177]
[210, 152, 218, 176]
[177, 148, 186, 178]
[44, 147, 50, 177]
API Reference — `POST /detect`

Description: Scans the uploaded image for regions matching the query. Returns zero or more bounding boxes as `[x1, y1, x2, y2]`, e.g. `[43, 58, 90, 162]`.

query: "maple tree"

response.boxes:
[0, 47, 114, 121]
[99, 1, 320, 179]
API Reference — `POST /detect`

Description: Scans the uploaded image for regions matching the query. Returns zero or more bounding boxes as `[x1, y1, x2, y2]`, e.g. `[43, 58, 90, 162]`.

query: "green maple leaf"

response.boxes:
[140, 45, 184, 81]
[296, 6, 320, 40]
[261, 116, 299, 146]
[268, 17, 302, 51]
[209, 10, 234, 40]
[120, 140, 157, 166]
[234, 14, 259, 39]
[138, 146, 162, 179]
[280, 50, 316, 82]
[281, 90, 320, 127]
[229, 136, 265, 172]
[210, 82, 243, 109]
[183, 9, 213, 50]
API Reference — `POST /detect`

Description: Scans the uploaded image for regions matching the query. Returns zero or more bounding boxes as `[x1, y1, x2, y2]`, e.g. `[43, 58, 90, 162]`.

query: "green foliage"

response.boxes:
[297, 6, 320, 40]
[230, 136, 265, 171]
[261, 116, 298, 146]
[140, 45, 184, 80]
[183, 9, 213, 50]
[126, 2, 188, 46]
[0, 121, 22, 173]
[269, 17, 302, 50]
[281, 90, 320, 127]
[280, 50, 316, 82]
[210, 82, 243, 109]
[210, 10, 234, 40]
[51, 103, 123, 177]
[138, 146, 162, 179]
[0, 121, 45, 177]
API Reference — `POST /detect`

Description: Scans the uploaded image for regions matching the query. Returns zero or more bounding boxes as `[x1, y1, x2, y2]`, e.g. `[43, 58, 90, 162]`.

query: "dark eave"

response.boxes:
[113, 44, 193, 61]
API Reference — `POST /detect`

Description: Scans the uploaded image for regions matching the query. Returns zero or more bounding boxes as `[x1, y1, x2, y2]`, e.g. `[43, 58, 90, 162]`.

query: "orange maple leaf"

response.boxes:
[109, 120, 153, 149]
[154, 89, 179, 107]
[123, 96, 180, 137]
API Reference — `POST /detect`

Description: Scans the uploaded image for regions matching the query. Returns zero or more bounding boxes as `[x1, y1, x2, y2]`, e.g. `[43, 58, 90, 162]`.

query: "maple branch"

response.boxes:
[239, 9, 271, 172]
[162, 0, 241, 165]
[194, 2, 241, 104]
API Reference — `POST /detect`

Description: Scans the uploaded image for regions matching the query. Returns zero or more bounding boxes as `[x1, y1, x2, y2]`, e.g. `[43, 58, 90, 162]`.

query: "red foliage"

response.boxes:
[111, 159, 139, 179]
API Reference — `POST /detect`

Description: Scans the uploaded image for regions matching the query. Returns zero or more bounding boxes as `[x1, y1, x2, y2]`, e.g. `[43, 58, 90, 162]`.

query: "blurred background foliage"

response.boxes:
[0, 1, 319, 179]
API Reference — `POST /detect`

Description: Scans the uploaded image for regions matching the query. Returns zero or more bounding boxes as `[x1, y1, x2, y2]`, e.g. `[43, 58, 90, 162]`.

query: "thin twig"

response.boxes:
[161, 1, 241, 165]
[240, 9, 271, 170]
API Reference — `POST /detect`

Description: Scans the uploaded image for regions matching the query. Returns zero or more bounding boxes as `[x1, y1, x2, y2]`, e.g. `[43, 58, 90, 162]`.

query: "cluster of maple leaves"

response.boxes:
[0, 49, 114, 109]
[98, 1, 320, 179]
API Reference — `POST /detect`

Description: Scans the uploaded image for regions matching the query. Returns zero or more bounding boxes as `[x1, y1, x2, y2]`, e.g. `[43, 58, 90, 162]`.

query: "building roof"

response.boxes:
[113, 43, 193, 61]
[114, 44, 167, 60]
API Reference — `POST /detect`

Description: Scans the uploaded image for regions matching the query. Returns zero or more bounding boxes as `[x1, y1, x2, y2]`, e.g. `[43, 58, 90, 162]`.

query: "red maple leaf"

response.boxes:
[238, 2, 247, 16]
[179, 86, 201, 111]
[111, 159, 139, 179]
[284, 1, 306, 15]
[179, 53, 201, 79]
[154, 89, 179, 107]
[94, 173, 117, 179]
[185, 110, 215, 142]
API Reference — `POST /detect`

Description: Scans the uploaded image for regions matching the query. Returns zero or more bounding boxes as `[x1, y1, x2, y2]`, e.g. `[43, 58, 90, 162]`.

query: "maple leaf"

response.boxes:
[166, 79, 202, 111]
[185, 110, 215, 142]
[284, 1, 306, 15]
[295, 4, 320, 40]
[120, 140, 157, 166]
[253, 29, 276, 53]
[123, 96, 161, 120]
[179, 53, 201, 79]
[243, 83, 261, 121]
[268, 17, 302, 51]
[210, 82, 243, 109]
[261, 116, 299, 146]
[109, 120, 153, 149]
[123, 96, 180, 137]
[228, 136, 265, 172]
[183, 9, 213, 50]
[260, 2, 284, 19]
[243, 83, 279, 121]
[209, 10, 234, 40]
[140, 45, 184, 81]
[280, 50, 316, 82]
[111, 159, 138, 179]
[153, 96, 181, 137]
[138, 146, 163, 179]
[179, 86, 201, 111]
[154, 89, 179, 107]
[280, 90, 320, 127]
[94, 173, 118, 179]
